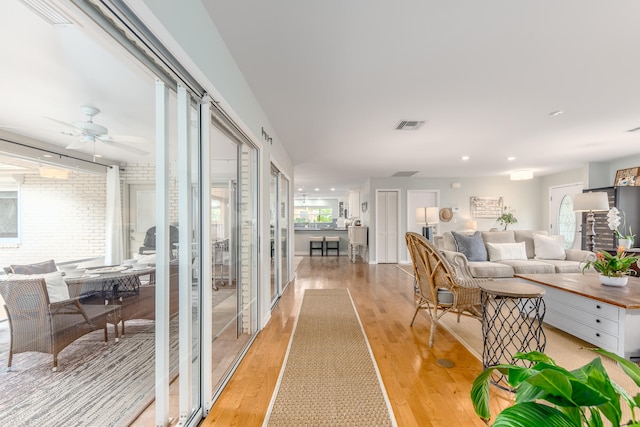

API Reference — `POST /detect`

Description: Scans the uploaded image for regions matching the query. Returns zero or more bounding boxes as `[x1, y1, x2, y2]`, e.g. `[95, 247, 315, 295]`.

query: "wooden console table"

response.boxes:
[516, 273, 640, 360]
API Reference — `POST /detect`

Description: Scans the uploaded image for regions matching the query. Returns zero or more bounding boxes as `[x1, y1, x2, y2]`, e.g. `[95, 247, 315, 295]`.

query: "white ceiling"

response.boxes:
[204, 1, 640, 197]
[3, 1, 640, 199]
[0, 0, 156, 173]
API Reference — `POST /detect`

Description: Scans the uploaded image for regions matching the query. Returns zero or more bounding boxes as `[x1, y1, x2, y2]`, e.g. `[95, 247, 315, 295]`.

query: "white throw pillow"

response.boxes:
[485, 242, 528, 261]
[534, 234, 566, 260]
[7, 271, 70, 303]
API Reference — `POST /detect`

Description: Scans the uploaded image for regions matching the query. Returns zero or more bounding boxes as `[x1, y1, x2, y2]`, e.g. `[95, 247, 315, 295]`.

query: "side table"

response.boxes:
[479, 280, 546, 390]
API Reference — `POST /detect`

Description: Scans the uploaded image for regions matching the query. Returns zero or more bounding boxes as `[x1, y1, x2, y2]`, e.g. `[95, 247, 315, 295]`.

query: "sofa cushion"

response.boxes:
[468, 261, 514, 278]
[514, 230, 548, 259]
[534, 234, 566, 260]
[481, 230, 516, 244]
[439, 232, 458, 252]
[538, 259, 583, 274]
[10, 259, 57, 274]
[451, 231, 487, 261]
[496, 259, 556, 275]
[486, 242, 527, 261]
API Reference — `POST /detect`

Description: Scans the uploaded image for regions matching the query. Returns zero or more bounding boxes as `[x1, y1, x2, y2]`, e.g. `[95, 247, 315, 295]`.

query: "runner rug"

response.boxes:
[264, 288, 396, 426]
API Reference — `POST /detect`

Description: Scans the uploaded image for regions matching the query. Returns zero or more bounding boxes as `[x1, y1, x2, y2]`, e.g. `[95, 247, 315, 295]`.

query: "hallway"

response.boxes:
[203, 256, 511, 426]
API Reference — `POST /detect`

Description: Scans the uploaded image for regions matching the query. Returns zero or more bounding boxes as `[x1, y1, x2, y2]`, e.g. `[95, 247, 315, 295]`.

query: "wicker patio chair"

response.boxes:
[0, 278, 120, 371]
[406, 232, 486, 347]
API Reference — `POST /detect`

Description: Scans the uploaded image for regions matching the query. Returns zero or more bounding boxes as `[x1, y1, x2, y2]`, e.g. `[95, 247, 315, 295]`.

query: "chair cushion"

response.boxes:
[8, 271, 70, 303]
[10, 259, 57, 274]
[534, 234, 566, 260]
[451, 231, 487, 262]
[486, 242, 527, 261]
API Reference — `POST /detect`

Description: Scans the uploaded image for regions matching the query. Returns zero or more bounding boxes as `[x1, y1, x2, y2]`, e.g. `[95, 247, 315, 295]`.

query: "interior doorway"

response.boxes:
[549, 183, 583, 249]
[126, 184, 155, 259]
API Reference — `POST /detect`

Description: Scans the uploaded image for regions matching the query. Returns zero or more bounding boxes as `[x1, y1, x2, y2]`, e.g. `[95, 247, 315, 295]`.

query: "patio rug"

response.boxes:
[396, 265, 640, 423]
[263, 288, 397, 426]
[0, 288, 235, 427]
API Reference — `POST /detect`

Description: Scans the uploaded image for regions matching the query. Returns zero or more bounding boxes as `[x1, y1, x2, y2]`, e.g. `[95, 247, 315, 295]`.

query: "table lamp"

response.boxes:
[416, 207, 439, 241]
[573, 192, 610, 252]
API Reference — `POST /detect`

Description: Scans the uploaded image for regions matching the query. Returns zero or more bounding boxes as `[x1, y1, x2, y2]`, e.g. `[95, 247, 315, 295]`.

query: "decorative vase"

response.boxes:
[619, 238, 632, 250]
[599, 274, 629, 287]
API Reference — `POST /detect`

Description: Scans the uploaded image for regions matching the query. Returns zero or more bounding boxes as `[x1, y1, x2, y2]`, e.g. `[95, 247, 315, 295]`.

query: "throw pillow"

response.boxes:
[10, 259, 57, 274]
[451, 231, 487, 262]
[485, 242, 528, 261]
[534, 234, 566, 260]
[7, 271, 70, 303]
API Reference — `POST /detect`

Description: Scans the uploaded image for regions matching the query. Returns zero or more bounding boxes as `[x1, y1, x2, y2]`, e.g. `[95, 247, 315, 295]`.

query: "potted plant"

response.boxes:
[581, 247, 640, 286]
[607, 207, 635, 249]
[471, 349, 640, 426]
[497, 206, 518, 230]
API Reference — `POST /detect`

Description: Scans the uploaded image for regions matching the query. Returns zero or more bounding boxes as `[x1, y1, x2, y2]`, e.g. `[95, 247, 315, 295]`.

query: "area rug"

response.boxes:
[396, 265, 640, 422]
[263, 288, 397, 426]
[0, 288, 235, 427]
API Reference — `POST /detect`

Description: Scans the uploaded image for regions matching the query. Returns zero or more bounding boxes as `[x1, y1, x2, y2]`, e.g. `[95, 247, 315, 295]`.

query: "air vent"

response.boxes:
[19, 0, 73, 25]
[395, 120, 425, 131]
[392, 171, 419, 177]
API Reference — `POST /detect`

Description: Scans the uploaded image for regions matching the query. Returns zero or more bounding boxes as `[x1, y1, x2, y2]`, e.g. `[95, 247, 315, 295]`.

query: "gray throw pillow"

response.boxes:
[451, 231, 487, 262]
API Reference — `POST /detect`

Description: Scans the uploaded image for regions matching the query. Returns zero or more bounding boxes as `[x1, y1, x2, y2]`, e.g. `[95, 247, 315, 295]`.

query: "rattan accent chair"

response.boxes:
[0, 278, 120, 371]
[406, 232, 485, 347]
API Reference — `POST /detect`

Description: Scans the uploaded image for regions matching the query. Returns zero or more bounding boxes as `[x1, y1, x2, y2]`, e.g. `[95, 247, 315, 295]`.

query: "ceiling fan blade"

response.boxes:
[65, 140, 87, 150]
[101, 139, 149, 155]
[43, 116, 78, 130]
[103, 134, 150, 144]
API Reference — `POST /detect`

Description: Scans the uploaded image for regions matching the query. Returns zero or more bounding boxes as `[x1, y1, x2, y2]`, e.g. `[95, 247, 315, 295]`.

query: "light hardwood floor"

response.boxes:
[202, 256, 512, 426]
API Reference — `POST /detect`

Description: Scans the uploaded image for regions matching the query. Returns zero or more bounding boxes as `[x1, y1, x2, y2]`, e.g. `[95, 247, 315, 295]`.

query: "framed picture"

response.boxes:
[470, 196, 504, 219]
[361, 202, 368, 213]
[614, 167, 640, 186]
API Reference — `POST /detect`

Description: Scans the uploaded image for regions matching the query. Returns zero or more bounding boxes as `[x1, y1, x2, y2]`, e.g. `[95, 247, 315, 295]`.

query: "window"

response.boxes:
[0, 188, 19, 242]
[294, 207, 332, 223]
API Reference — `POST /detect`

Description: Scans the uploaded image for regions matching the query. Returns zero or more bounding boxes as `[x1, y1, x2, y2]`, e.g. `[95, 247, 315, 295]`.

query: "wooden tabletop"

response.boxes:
[515, 273, 640, 309]
[479, 280, 545, 298]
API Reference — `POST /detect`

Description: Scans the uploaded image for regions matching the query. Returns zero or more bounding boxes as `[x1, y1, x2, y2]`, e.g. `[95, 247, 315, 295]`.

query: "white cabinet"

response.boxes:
[538, 284, 640, 359]
[348, 191, 360, 218]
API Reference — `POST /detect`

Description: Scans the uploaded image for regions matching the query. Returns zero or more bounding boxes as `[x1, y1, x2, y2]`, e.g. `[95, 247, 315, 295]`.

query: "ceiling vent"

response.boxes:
[392, 171, 419, 177]
[395, 120, 425, 131]
[19, 0, 73, 25]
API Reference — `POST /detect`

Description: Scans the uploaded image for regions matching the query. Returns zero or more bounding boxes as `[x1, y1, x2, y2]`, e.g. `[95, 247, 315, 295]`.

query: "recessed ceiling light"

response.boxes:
[461, 156, 470, 161]
[507, 156, 516, 161]
[314, 188, 319, 191]
[43, 154, 53, 158]
[330, 188, 335, 191]
[298, 187, 304, 191]
[548, 110, 564, 116]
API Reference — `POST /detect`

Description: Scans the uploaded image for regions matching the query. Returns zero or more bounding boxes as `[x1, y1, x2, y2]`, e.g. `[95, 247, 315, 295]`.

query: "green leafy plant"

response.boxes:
[497, 206, 518, 230]
[581, 248, 640, 277]
[471, 349, 640, 426]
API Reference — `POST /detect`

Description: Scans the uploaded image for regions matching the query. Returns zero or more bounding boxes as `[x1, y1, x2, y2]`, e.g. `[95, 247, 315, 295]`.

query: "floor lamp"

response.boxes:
[573, 192, 610, 252]
[416, 207, 439, 241]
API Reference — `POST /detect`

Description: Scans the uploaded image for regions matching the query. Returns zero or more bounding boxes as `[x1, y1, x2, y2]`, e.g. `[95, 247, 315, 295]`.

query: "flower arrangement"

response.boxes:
[607, 207, 635, 244]
[582, 246, 640, 277]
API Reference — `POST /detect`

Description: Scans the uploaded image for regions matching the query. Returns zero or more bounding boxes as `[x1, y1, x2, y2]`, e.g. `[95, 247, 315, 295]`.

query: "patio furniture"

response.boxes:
[0, 277, 121, 371]
[406, 231, 485, 347]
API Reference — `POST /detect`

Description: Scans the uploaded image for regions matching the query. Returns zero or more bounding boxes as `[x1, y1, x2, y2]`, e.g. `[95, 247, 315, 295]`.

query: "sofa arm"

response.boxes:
[441, 250, 476, 280]
[564, 249, 596, 263]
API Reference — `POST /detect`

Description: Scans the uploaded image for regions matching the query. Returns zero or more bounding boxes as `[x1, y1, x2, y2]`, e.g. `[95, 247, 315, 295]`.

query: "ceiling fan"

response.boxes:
[47, 106, 149, 156]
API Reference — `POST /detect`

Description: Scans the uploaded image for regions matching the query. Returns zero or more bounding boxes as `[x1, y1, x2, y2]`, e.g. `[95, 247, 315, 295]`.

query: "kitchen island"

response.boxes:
[294, 227, 348, 256]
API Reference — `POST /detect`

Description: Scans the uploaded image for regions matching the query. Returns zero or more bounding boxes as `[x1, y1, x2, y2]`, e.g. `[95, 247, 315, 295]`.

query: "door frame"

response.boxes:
[123, 182, 155, 259]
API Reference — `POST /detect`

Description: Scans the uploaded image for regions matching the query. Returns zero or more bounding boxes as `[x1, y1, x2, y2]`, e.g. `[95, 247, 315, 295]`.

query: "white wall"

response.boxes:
[134, 0, 294, 328]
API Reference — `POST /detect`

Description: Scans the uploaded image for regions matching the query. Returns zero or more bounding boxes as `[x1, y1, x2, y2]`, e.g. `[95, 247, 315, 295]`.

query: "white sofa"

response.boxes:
[435, 230, 596, 279]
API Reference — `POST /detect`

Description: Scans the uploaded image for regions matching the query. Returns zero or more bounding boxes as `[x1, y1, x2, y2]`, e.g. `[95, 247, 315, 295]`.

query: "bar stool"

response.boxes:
[479, 280, 546, 391]
[309, 236, 324, 256]
[324, 236, 340, 256]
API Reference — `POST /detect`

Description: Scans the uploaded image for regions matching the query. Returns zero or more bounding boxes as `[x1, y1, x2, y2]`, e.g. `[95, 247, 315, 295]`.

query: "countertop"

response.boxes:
[294, 227, 348, 232]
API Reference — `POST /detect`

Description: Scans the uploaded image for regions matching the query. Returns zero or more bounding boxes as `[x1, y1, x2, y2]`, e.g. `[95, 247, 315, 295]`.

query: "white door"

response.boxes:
[127, 184, 155, 258]
[549, 183, 583, 249]
[376, 190, 399, 263]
